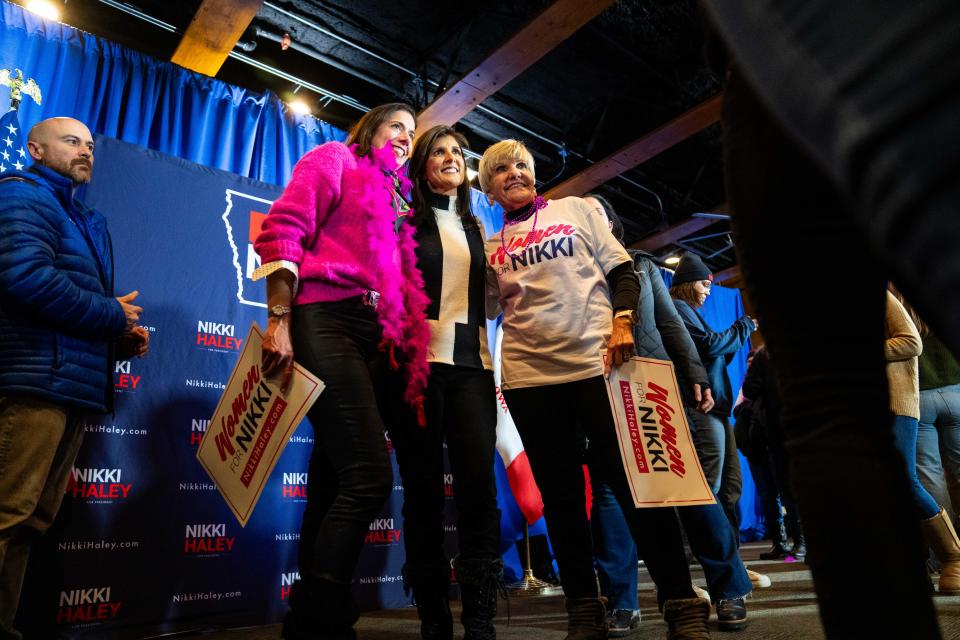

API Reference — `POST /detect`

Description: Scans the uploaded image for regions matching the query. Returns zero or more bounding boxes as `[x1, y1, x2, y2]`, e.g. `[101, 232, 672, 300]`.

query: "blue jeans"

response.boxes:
[592, 480, 751, 607]
[748, 456, 783, 540]
[591, 480, 638, 611]
[689, 411, 742, 538]
[891, 415, 941, 519]
[893, 416, 940, 520]
[916, 384, 960, 521]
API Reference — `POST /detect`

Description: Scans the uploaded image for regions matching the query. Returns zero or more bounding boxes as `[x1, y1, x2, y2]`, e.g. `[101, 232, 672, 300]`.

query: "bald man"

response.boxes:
[0, 117, 148, 639]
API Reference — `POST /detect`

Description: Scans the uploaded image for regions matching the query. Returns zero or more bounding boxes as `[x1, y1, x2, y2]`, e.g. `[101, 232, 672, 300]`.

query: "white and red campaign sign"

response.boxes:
[604, 356, 715, 508]
[198, 324, 324, 526]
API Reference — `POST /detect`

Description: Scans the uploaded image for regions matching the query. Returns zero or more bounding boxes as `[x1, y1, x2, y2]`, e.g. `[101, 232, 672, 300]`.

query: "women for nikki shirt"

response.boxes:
[485, 196, 631, 389]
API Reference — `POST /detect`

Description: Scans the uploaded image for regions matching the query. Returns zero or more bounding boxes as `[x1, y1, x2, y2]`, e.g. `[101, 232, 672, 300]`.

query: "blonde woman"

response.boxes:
[481, 139, 710, 639]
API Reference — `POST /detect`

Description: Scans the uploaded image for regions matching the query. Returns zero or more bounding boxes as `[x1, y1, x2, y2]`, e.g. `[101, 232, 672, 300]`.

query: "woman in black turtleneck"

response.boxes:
[390, 125, 501, 640]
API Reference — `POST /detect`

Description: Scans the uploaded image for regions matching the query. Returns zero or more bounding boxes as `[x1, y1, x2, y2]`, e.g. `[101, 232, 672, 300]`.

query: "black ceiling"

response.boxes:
[56, 0, 735, 270]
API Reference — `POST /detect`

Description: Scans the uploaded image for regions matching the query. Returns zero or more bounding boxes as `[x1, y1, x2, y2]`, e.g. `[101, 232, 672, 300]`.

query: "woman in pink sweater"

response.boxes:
[254, 103, 431, 640]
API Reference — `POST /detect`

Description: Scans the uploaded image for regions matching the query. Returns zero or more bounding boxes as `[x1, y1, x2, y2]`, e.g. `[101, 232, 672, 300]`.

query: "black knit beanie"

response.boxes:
[672, 253, 713, 286]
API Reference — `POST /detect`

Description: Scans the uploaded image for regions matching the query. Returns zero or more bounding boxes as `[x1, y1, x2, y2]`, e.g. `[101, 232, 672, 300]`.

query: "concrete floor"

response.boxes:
[145, 543, 960, 639]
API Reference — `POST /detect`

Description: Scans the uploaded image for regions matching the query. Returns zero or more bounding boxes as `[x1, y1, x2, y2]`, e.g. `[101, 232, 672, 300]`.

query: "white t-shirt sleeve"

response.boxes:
[572, 197, 631, 275]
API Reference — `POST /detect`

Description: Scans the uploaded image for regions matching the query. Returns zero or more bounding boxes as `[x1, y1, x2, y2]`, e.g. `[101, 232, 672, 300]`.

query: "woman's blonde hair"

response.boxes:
[670, 280, 703, 308]
[478, 139, 536, 194]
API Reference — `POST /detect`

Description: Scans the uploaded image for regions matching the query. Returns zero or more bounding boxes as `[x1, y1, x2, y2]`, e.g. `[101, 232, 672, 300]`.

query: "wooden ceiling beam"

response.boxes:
[171, 0, 263, 77]
[629, 216, 716, 252]
[713, 265, 741, 284]
[543, 93, 723, 199]
[416, 0, 616, 132]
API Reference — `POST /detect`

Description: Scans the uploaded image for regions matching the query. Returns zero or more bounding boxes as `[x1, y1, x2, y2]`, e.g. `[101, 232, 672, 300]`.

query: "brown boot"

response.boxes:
[564, 597, 608, 640]
[921, 507, 960, 595]
[663, 598, 710, 639]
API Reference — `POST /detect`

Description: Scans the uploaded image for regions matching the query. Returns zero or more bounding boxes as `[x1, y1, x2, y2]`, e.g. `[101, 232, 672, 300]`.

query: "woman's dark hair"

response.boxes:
[408, 125, 477, 230]
[584, 191, 624, 244]
[670, 281, 704, 308]
[346, 102, 416, 159]
[889, 281, 930, 337]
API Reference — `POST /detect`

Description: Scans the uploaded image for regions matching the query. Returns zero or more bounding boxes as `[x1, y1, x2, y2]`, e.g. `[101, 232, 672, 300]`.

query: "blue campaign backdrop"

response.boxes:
[4, 2, 760, 636]
[660, 269, 762, 541]
[16, 136, 436, 639]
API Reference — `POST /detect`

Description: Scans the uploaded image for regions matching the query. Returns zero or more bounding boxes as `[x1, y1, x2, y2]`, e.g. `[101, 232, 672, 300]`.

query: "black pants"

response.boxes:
[723, 69, 937, 637]
[504, 375, 694, 605]
[389, 363, 500, 568]
[291, 298, 394, 584]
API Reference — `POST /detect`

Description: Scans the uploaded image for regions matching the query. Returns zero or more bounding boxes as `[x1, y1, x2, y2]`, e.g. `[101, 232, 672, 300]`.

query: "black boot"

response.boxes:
[281, 577, 359, 640]
[787, 517, 806, 560]
[790, 529, 807, 560]
[403, 562, 454, 640]
[454, 556, 505, 640]
[564, 597, 607, 640]
[759, 520, 789, 560]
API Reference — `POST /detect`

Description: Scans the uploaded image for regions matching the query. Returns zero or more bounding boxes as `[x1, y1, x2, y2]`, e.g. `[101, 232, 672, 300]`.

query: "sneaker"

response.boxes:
[716, 597, 748, 631]
[692, 583, 711, 603]
[746, 569, 771, 588]
[607, 608, 641, 638]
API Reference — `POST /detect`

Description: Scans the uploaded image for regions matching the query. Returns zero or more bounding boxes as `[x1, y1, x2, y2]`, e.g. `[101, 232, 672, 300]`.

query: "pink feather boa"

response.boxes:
[352, 144, 431, 423]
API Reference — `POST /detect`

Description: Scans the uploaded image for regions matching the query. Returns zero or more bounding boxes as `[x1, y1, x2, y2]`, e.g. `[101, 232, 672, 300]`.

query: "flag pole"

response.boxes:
[506, 523, 562, 596]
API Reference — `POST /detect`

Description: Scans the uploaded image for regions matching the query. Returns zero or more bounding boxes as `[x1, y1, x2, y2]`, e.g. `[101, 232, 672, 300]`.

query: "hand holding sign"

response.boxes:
[197, 323, 324, 526]
[604, 355, 714, 508]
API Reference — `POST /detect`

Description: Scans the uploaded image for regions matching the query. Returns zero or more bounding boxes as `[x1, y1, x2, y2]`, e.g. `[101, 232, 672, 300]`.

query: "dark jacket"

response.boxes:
[0, 164, 126, 412]
[739, 348, 784, 448]
[673, 297, 755, 416]
[631, 251, 710, 406]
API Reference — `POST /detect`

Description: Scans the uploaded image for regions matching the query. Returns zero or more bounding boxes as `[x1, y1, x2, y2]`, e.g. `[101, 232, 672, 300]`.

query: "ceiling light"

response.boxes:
[467, 168, 478, 183]
[664, 255, 681, 265]
[289, 100, 311, 116]
[26, 0, 61, 21]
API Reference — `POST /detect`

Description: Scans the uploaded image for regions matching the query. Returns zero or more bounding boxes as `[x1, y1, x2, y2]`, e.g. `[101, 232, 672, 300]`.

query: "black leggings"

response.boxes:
[291, 298, 394, 584]
[389, 363, 500, 568]
[504, 375, 694, 605]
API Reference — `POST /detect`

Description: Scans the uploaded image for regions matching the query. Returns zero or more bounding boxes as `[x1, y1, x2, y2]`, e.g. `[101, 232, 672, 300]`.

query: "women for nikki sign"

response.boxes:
[604, 357, 715, 507]
[197, 324, 324, 526]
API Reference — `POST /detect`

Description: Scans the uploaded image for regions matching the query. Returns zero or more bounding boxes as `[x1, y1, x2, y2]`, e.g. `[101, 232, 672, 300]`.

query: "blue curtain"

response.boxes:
[660, 268, 763, 540]
[0, 1, 345, 186]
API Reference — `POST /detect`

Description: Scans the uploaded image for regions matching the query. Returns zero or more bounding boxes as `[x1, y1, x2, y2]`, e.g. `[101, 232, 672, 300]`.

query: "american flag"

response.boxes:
[0, 109, 28, 174]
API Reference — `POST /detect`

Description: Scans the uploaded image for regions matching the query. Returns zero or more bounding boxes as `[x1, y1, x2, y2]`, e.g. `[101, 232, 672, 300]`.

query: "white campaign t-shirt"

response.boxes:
[485, 196, 631, 389]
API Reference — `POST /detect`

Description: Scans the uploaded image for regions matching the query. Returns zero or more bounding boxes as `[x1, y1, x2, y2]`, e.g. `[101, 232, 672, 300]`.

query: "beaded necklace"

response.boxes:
[499, 195, 547, 260]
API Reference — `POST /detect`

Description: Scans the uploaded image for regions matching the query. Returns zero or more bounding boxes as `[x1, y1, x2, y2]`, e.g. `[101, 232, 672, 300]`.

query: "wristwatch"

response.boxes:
[268, 304, 292, 318]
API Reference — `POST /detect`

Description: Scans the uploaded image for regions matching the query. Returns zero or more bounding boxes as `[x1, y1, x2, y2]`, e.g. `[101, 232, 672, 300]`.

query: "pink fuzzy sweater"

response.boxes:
[255, 141, 431, 415]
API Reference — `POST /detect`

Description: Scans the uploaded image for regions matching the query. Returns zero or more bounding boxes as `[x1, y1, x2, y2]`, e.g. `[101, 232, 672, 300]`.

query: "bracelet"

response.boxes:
[268, 304, 292, 318]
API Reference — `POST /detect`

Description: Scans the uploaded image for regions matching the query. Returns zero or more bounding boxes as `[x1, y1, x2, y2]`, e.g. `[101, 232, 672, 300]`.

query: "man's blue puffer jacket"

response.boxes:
[0, 164, 126, 412]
